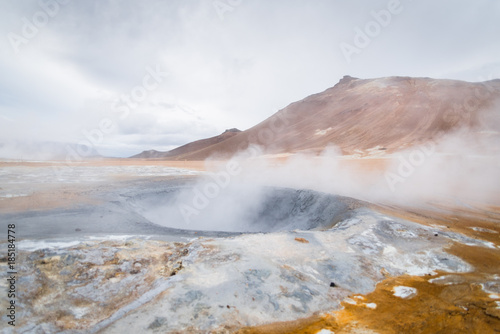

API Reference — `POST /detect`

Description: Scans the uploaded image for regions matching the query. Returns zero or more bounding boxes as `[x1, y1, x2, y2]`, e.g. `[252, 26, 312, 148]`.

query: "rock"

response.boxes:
[148, 317, 167, 329]
[295, 237, 309, 244]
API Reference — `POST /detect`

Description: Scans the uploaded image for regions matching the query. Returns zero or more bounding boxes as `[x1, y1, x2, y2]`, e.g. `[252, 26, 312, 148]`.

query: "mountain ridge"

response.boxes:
[131, 128, 242, 159]
[131, 76, 500, 160]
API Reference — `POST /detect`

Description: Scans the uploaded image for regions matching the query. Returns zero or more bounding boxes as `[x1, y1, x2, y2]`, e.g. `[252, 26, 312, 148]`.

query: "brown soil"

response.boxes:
[0, 159, 207, 213]
[0, 185, 95, 213]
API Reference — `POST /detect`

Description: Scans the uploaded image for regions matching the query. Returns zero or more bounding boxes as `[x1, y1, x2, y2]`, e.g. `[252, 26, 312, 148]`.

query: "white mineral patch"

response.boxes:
[344, 298, 357, 305]
[428, 275, 467, 286]
[72, 307, 90, 319]
[0, 193, 28, 198]
[428, 276, 446, 284]
[464, 241, 496, 249]
[470, 227, 498, 234]
[365, 303, 377, 309]
[0, 165, 200, 185]
[316, 330, 335, 334]
[441, 231, 497, 249]
[17, 239, 83, 251]
[393, 286, 417, 299]
[17, 235, 151, 251]
[478, 281, 500, 295]
[87, 235, 145, 241]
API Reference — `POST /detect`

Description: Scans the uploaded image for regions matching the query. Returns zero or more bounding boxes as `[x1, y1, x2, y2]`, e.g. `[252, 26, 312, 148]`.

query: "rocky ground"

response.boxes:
[0, 161, 499, 333]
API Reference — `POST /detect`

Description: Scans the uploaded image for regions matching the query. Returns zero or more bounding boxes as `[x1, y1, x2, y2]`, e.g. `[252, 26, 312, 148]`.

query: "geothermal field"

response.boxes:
[1, 114, 500, 333]
[2, 76, 500, 333]
[1, 2, 500, 333]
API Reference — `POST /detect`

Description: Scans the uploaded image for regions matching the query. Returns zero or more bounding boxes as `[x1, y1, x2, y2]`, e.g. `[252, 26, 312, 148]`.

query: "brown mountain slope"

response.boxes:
[169, 76, 500, 160]
[131, 128, 241, 159]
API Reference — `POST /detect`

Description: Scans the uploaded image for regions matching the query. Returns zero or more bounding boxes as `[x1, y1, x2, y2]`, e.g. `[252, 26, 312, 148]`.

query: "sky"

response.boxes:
[0, 0, 499, 158]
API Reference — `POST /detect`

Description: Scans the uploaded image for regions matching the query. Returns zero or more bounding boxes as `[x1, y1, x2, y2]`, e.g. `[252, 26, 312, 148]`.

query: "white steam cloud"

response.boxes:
[158, 121, 500, 232]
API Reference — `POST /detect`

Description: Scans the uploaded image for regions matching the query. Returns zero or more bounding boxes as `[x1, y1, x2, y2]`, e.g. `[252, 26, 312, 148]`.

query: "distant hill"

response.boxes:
[130, 128, 241, 159]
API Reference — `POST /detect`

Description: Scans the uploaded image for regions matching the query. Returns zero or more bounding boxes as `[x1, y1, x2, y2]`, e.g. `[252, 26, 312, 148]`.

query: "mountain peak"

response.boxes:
[224, 128, 242, 133]
[338, 75, 359, 85]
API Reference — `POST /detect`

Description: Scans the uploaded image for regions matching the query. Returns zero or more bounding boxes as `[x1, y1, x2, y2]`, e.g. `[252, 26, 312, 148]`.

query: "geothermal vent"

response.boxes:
[128, 186, 365, 233]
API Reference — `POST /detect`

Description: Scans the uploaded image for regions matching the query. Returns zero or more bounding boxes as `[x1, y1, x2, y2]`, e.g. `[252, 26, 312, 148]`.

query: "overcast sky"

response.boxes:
[0, 0, 499, 157]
